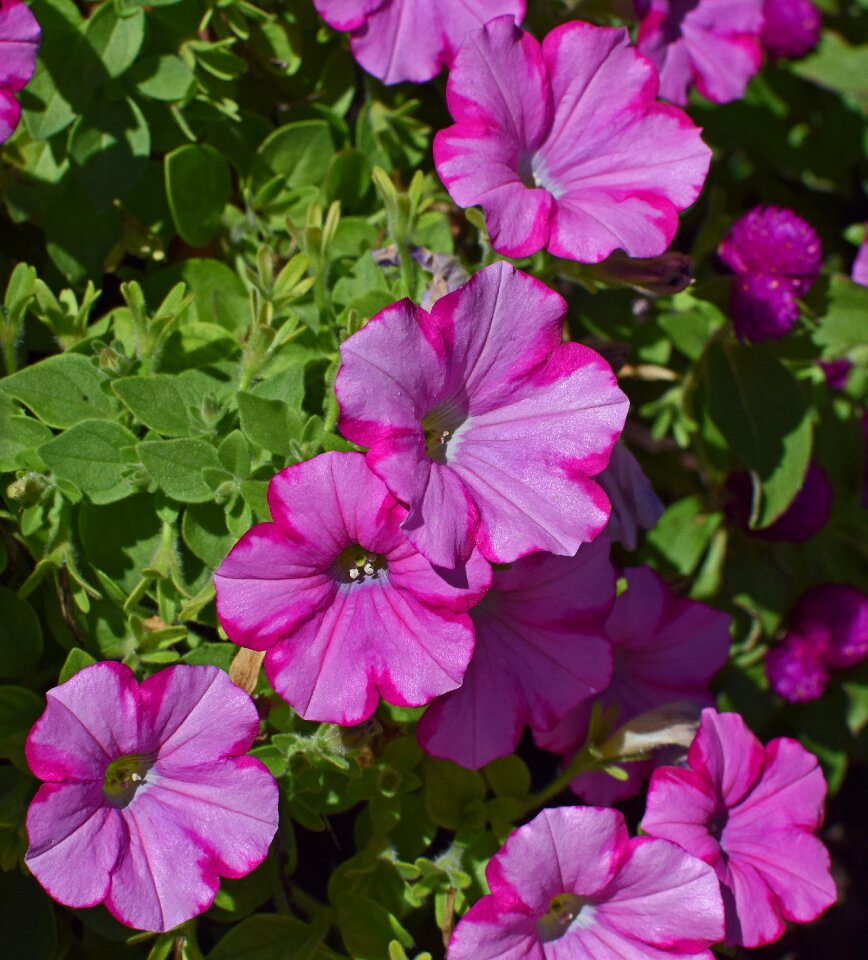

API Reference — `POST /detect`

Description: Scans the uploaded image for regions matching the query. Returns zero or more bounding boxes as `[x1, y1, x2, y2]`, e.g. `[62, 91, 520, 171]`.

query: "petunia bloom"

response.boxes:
[767, 583, 868, 703]
[449, 805, 725, 960]
[417, 537, 614, 770]
[852, 228, 868, 287]
[642, 708, 837, 947]
[434, 17, 711, 263]
[312, 0, 525, 85]
[726, 461, 833, 542]
[214, 451, 491, 724]
[635, 0, 764, 106]
[597, 441, 664, 550]
[761, 0, 821, 61]
[718, 205, 823, 341]
[25, 662, 278, 932]
[336, 261, 629, 568]
[536, 566, 731, 804]
[0, 0, 40, 143]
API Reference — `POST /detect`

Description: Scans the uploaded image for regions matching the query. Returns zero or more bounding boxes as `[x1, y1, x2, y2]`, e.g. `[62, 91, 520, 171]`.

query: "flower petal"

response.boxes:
[688, 709, 765, 809]
[641, 765, 722, 865]
[0, 0, 41, 92]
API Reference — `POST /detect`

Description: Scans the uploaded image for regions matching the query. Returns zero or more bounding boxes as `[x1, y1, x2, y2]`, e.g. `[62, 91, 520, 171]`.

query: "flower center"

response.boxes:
[331, 544, 386, 585]
[536, 893, 591, 942]
[103, 753, 154, 805]
[707, 804, 729, 841]
[421, 397, 467, 463]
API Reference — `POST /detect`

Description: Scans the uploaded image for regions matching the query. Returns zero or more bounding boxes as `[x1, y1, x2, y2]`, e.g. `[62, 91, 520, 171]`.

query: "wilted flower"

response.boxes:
[25, 663, 278, 932]
[417, 537, 614, 769]
[635, 0, 764, 106]
[337, 262, 629, 568]
[312, 0, 525, 84]
[597, 441, 664, 550]
[449, 805, 725, 960]
[434, 17, 711, 262]
[215, 452, 490, 724]
[642, 708, 837, 947]
[726, 461, 833, 542]
[536, 566, 730, 804]
[819, 358, 852, 391]
[0, 0, 41, 143]
[762, 0, 821, 60]
[718, 205, 823, 341]
[767, 583, 868, 702]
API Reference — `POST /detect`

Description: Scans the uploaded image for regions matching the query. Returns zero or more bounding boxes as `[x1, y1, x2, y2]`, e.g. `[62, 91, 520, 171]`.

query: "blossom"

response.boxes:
[819, 358, 851, 390]
[449, 805, 724, 960]
[726, 461, 833, 542]
[433, 17, 711, 263]
[0, 0, 41, 143]
[852, 228, 868, 287]
[634, 0, 764, 106]
[761, 0, 821, 61]
[718, 205, 823, 341]
[417, 537, 614, 769]
[312, 0, 525, 85]
[24, 662, 278, 932]
[597, 441, 664, 550]
[336, 262, 628, 568]
[214, 451, 490, 724]
[767, 584, 868, 703]
[642, 708, 837, 947]
[536, 566, 730, 804]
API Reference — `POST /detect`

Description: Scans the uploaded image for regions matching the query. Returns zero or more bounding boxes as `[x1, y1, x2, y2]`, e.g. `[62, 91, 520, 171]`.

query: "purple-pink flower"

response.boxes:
[635, 0, 764, 106]
[214, 451, 490, 724]
[852, 228, 868, 287]
[767, 583, 868, 703]
[762, 0, 821, 61]
[312, 0, 525, 85]
[24, 662, 278, 932]
[536, 566, 731, 804]
[449, 805, 724, 960]
[337, 262, 628, 569]
[433, 17, 711, 263]
[417, 537, 614, 770]
[642, 708, 837, 947]
[718, 205, 823, 341]
[0, 0, 40, 143]
[597, 441, 664, 550]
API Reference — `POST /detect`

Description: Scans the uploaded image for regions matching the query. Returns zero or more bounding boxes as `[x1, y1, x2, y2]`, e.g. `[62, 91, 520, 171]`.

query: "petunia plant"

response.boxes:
[0, 1, 866, 959]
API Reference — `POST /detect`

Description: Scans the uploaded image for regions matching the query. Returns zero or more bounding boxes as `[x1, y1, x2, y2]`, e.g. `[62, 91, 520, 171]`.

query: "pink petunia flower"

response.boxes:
[24, 662, 278, 932]
[767, 583, 868, 703]
[718, 205, 823, 342]
[762, 0, 821, 61]
[336, 261, 629, 568]
[852, 228, 868, 287]
[448, 805, 725, 960]
[536, 566, 731, 804]
[312, 0, 525, 85]
[642, 708, 837, 947]
[634, 0, 764, 106]
[597, 441, 664, 550]
[0, 0, 40, 143]
[433, 17, 711, 263]
[214, 451, 491, 724]
[417, 536, 614, 770]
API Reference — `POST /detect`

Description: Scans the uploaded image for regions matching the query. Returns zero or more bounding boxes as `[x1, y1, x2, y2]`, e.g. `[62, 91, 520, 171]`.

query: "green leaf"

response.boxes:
[238, 392, 300, 454]
[85, 3, 144, 79]
[79, 494, 162, 592]
[423, 758, 486, 830]
[218, 430, 251, 477]
[337, 895, 413, 960]
[130, 55, 195, 101]
[58, 647, 97, 684]
[207, 915, 337, 960]
[112, 375, 201, 437]
[165, 144, 232, 247]
[0, 588, 43, 681]
[483, 755, 531, 798]
[704, 342, 812, 528]
[1, 354, 118, 428]
[39, 420, 138, 504]
[0, 687, 42, 769]
[813, 274, 868, 355]
[69, 97, 150, 210]
[182, 503, 233, 568]
[139, 439, 222, 502]
[251, 120, 335, 192]
[142, 260, 249, 333]
[0, 405, 52, 471]
[646, 496, 723, 576]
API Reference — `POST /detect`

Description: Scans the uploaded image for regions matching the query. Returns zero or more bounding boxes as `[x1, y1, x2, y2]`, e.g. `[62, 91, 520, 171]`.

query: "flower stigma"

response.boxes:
[536, 893, 592, 942]
[103, 753, 155, 805]
[332, 544, 386, 585]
